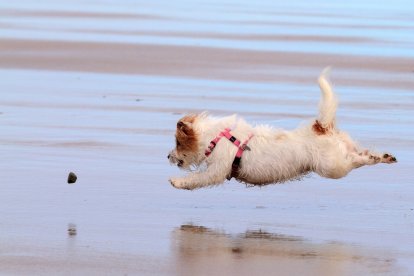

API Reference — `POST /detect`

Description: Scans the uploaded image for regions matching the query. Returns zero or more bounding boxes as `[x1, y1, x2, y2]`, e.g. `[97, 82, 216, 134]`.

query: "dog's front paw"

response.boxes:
[169, 178, 193, 190]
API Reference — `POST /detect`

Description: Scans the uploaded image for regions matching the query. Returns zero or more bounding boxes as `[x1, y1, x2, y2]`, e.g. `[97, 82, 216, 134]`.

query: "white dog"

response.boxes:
[168, 69, 397, 190]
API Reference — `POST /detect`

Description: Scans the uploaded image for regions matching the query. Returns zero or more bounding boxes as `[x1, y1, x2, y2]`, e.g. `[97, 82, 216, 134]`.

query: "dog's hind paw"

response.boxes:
[382, 153, 397, 163]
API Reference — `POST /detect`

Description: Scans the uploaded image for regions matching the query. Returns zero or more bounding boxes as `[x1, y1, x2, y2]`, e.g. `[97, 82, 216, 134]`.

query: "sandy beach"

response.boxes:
[1, 0, 414, 275]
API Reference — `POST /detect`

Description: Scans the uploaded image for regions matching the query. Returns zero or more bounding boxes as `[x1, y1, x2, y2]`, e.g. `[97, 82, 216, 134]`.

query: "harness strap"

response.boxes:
[229, 133, 254, 179]
[204, 128, 254, 180]
[205, 128, 232, 157]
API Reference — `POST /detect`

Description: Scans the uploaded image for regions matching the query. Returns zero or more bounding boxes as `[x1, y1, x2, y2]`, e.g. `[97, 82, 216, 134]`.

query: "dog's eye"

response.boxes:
[176, 139, 181, 147]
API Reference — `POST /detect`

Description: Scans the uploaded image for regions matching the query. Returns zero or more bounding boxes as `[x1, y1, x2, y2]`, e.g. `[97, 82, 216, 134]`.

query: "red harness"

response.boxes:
[205, 128, 254, 180]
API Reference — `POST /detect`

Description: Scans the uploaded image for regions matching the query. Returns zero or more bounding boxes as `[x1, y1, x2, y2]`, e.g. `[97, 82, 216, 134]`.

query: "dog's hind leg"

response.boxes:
[350, 150, 397, 168]
[314, 155, 354, 179]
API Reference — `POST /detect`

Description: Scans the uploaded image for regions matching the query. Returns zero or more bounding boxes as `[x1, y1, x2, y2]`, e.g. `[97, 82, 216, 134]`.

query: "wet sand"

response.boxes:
[1, 0, 414, 275]
[1, 39, 414, 90]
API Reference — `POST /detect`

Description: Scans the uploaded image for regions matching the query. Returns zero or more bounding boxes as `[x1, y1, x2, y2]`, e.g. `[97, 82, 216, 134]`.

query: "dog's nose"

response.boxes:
[167, 154, 171, 159]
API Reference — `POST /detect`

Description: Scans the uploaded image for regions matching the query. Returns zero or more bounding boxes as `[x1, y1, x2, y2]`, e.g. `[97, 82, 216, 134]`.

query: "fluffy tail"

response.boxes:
[313, 67, 338, 135]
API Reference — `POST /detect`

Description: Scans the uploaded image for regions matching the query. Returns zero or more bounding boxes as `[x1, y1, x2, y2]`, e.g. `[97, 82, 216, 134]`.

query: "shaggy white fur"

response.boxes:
[168, 69, 397, 190]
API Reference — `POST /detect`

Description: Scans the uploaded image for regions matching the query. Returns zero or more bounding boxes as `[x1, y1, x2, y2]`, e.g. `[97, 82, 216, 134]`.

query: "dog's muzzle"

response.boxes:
[168, 152, 184, 167]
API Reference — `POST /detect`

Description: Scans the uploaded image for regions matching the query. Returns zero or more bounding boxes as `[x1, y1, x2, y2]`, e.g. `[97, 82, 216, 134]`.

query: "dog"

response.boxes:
[168, 69, 397, 190]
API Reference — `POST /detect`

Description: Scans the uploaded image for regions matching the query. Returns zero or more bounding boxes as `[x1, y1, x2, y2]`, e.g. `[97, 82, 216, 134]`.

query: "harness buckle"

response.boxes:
[240, 144, 251, 151]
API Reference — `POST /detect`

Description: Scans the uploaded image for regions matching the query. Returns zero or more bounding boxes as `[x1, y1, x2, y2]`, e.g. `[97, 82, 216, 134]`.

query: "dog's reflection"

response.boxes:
[171, 224, 395, 276]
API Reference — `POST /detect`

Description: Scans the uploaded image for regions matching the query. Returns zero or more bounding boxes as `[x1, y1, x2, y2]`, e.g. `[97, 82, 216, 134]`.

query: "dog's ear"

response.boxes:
[177, 121, 193, 136]
[176, 114, 197, 138]
[175, 115, 198, 152]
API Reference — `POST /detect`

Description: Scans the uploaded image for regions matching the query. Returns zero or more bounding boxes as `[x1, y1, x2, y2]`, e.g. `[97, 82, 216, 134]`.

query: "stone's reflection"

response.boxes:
[172, 225, 395, 276]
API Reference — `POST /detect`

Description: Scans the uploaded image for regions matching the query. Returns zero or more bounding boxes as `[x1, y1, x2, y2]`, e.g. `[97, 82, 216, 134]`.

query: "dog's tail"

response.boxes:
[313, 67, 337, 135]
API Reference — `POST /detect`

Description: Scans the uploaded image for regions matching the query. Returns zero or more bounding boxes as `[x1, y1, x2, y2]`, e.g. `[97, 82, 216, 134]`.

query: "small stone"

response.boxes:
[68, 223, 77, 236]
[68, 172, 77, 184]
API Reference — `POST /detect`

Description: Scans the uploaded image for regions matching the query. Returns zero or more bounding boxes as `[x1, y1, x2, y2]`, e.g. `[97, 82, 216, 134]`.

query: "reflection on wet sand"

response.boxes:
[172, 225, 396, 276]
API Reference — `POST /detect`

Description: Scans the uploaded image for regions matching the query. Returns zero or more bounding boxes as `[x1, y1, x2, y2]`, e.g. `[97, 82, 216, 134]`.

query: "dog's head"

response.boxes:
[168, 115, 201, 169]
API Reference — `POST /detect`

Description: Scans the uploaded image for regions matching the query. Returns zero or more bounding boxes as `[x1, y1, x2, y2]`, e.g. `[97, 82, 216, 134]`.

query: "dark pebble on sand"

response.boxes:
[68, 223, 77, 236]
[68, 172, 77, 184]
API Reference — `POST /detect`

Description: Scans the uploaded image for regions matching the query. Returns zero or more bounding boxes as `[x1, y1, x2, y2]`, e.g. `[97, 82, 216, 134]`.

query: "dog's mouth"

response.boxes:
[168, 152, 185, 168]
[177, 159, 184, 167]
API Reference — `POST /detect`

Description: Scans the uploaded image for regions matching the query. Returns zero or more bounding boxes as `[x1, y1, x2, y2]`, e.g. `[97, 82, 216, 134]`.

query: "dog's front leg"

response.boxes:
[169, 163, 230, 190]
